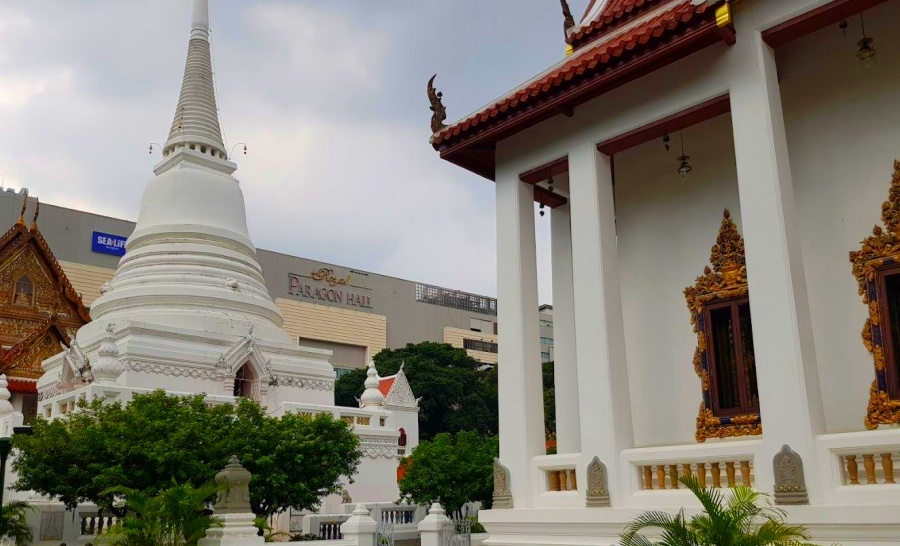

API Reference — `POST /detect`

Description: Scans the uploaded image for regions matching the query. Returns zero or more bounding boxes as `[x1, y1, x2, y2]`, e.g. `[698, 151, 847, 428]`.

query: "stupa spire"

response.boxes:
[162, 0, 227, 165]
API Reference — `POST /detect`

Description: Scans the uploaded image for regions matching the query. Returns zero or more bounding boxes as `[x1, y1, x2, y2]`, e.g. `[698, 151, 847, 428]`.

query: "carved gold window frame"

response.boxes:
[851, 161, 900, 429]
[684, 210, 762, 442]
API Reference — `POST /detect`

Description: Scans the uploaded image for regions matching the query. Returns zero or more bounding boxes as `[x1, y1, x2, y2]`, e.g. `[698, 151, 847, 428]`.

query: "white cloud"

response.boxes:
[0, 0, 579, 303]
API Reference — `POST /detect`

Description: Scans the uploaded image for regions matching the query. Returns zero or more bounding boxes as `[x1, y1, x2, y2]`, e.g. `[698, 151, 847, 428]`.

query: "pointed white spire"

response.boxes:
[160, 0, 229, 171]
[191, 0, 210, 41]
[360, 361, 385, 407]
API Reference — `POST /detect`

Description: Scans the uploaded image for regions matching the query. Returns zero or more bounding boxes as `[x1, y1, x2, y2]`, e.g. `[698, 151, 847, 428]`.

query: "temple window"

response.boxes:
[685, 210, 760, 442]
[233, 363, 253, 399]
[876, 267, 900, 399]
[705, 297, 759, 416]
[13, 276, 34, 306]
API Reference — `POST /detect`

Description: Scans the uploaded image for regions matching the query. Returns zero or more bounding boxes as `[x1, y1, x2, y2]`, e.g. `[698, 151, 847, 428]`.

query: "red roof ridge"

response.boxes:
[571, 0, 676, 50]
[432, 0, 715, 149]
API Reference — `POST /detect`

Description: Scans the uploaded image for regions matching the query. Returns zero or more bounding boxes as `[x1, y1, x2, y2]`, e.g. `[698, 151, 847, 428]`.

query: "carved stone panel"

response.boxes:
[585, 456, 610, 508]
[773, 444, 809, 505]
[492, 458, 513, 509]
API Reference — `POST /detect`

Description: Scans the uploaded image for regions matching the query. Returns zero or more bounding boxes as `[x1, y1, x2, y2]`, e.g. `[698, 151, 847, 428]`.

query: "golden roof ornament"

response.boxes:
[427, 75, 447, 135]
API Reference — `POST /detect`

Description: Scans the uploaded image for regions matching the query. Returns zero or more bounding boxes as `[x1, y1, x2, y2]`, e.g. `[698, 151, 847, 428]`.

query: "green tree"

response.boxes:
[0, 501, 34, 545]
[101, 481, 221, 546]
[542, 361, 555, 439]
[620, 475, 820, 546]
[335, 342, 498, 440]
[12, 391, 360, 518]
[398, 432, 497, 513]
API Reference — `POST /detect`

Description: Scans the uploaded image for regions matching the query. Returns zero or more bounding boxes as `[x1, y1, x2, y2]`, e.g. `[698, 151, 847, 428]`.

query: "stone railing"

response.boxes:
[638, 460, 754, 490]
[841, 452, 898, 485]
[530, 453, 581, 508]
[302, 514, 351, 540]
[79, 513, 117, 537]
[816, 428, 900, 506]
[379, 506, 416, 524]
[621, 439, 762, 507]
[281, 402, 391, 430]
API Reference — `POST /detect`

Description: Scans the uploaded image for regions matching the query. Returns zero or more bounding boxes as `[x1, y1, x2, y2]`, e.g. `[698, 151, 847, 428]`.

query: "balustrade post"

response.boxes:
[882, 454, 895, 484]
[711, 462, 721, 488]
[740, 461, 751, 486]
[418, 503, 450, 546]
[341, 504, 377, 546]
[656, 466, 666, 490]
[643, 466, 653, 490]
[697, 463, 707, 488]
[725, 462, 736, 487]
[846, 455, 859, 485]
[863, 454, 877, 484]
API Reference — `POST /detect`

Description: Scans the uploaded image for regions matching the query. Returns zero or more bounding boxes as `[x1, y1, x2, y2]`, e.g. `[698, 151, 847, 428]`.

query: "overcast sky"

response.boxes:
[0, 1, 592, 304]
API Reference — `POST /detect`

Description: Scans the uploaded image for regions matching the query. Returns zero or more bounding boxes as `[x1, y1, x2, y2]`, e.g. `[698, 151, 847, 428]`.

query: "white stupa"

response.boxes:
[38, 0, 335, 408]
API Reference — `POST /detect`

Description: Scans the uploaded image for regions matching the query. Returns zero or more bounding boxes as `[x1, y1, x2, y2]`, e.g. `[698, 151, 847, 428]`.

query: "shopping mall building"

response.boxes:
[0, 190, 554, 373]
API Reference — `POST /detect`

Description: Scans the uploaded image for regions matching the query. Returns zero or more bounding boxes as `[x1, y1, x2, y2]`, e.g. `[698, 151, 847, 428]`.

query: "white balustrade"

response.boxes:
[816, 428, 900, 506]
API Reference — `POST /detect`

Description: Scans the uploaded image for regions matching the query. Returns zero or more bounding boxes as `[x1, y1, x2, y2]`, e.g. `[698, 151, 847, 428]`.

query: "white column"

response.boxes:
[495, 168, 545, 507]
[550, 203, 581, 454]
[567, 143, 634, 504]
[729, 31, 825, 501]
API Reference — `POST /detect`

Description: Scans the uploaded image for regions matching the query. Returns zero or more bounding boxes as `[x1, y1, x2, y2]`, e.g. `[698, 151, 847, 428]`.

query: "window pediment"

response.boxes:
[850, 160, 900, 429]
[685, 210, 761, 442]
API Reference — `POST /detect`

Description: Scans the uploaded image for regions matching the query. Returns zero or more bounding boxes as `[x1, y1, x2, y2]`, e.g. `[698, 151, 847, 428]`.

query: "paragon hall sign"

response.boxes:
[287, 268, 373, 309]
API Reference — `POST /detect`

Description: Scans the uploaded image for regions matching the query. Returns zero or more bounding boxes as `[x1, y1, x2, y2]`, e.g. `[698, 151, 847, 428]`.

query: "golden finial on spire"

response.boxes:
[31, 198, 40, 230]
[16, 195, 27, 226]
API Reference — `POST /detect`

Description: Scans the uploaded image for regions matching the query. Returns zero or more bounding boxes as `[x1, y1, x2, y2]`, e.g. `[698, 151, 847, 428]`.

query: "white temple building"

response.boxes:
[12, 0, 419, 537]
[431, 0, 900, 544]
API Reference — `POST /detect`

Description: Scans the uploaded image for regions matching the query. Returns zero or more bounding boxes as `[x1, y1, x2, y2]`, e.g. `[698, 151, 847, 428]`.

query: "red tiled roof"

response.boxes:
[571, 0, 670, 50]
[379, 377, 395, 397]
[431, 0, 722, 153]
[7, 378, 37, 394]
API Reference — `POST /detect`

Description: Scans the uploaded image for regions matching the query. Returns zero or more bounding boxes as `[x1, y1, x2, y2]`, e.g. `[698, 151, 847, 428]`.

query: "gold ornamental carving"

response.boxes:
[684, 210, 761, 442]
[850, 160, 900, 429]
[0, 209, 90, 384]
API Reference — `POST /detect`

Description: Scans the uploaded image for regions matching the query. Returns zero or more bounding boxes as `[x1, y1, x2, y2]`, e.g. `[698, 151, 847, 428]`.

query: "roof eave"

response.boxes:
[435, 17, 734, 182]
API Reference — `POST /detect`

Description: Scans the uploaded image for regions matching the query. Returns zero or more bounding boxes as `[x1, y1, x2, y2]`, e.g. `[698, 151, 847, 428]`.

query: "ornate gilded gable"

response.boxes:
[0, 202, 89, 383]
[0, 319, 71, 380]
[850, 160, 900, 429]
[684, 210, 760, 442]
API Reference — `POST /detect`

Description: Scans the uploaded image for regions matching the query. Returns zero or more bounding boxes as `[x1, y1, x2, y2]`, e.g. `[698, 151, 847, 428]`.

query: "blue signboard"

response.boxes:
[91, 231, 128, 256]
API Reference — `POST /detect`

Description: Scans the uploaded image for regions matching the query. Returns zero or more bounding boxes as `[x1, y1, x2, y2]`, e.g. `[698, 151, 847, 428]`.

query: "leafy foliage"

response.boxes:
[12, 391, 360, 517]
[335, 342, 499, 440]
[398, 432, 497, 513]
[542, 361, 555, 438]
[620, 475, 821, 546]
[101, 481, 220, 546]
[0, 501, 34, 545]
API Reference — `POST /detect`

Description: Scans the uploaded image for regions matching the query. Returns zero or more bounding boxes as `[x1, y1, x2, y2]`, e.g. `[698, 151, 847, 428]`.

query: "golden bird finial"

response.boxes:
[16, 195, 27, 226]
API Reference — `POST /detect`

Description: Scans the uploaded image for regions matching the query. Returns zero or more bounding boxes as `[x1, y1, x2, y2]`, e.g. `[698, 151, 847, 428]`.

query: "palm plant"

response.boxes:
[0, 501, 34, 545]
[620, 475, 823, 546]
[101, 481, 222, 546]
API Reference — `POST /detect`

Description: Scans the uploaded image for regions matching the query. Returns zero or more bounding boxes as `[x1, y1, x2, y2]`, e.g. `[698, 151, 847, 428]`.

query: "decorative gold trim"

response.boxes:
[684, 210, 761, 442]
[850, 160, 900, 429]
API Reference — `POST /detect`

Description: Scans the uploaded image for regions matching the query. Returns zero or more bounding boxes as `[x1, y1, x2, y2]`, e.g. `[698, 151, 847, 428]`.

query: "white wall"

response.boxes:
[779, 0, 900, 434]
[615, 114, 742, 447]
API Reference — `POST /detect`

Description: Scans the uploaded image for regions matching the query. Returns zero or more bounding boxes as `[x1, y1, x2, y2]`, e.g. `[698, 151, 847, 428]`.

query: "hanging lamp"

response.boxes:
[677, 131, 693, 183]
